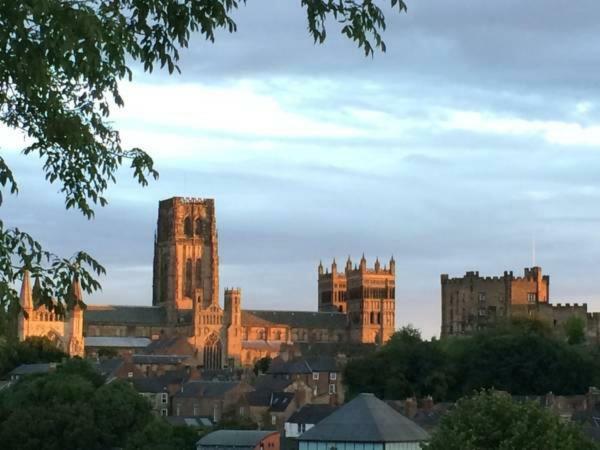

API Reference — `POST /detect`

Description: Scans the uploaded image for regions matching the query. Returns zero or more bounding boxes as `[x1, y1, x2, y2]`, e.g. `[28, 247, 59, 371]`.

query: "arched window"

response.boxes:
[195, 258, 202, 284]
[184, 216, 192, 237]
[203, 334, 222, 369]
[185, 259, 193, 298]
[370, 311, 375, 324]
[195, 218, 203, 236]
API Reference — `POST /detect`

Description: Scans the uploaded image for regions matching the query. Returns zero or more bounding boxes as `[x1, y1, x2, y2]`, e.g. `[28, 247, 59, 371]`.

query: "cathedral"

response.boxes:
[18, 197, 397, 368]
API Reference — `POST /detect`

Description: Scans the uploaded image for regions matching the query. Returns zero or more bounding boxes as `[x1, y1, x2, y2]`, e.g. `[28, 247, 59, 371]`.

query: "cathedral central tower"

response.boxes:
[152, 197, 219, 317]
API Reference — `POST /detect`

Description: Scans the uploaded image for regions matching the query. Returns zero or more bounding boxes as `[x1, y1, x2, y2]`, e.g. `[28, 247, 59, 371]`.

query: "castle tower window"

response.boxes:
[185, 259, 193, 298]
[195, 218, 203, 236]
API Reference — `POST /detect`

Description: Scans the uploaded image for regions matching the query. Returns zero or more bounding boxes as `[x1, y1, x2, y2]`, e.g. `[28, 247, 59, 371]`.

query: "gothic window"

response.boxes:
[195, 218, 203, 236]
[184, 216, 193, 237]
[185, 259, 193, 298]
[370, 311, 375, 324]
[195, 258, 202, 284]
[203, 334, 222, 369]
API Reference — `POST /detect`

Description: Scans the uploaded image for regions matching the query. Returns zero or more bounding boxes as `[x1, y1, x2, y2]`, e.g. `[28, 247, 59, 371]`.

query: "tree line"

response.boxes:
[344, 319, 600, 401]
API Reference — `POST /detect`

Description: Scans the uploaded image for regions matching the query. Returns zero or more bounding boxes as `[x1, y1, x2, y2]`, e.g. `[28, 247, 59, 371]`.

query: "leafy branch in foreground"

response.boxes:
[0, 0, 406, 324]
[0, 219, 105, 318]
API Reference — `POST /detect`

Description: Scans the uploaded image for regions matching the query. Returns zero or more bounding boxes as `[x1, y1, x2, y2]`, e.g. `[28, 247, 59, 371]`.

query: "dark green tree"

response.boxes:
[344, 321, 598, 402]
[425, 390, 598, 450]
[344, 325, 451, 400]
[0, 359, 155, 450]
[0, 336, 67, 376]
[125, 418, 203, 450]
[253, 355, 272, 375]
[564, 316, 586, 345]
[0, 0, 408, 331]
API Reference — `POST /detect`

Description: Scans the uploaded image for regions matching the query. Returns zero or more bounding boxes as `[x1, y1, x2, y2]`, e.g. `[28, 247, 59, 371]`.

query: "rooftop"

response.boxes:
[198, 430, 277, 447]
[8, 363, 56, 377]
[85, 336, 151, 348]
[299, 393, 430, 443]
[287, 404, 338, 425]
[174, 380, 239, 399]
[242, 310, 347, 330]
[85, 305, 166, 326]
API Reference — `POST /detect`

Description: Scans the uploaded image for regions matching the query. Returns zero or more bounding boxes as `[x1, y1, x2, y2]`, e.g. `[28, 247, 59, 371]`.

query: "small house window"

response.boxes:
[312, 372, 319, 381]
[329, 384, 336, 394]
[161, 393, 168, 404]
[271, 414, 277, 425]
[329, 372, 337, 381]
[161, 408, 168, 416]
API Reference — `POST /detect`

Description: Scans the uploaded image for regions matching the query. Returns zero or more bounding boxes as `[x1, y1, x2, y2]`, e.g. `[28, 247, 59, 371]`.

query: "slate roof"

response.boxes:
[8, 363, 55, 377]
[174, 380, 239, 399]
[85, 337, 151, 348]
[132, 354, 188, 365]
[144, 336, 194, 355]
[299, 393, 430, 443]
[94, 358, 124, 378]
[268, 356, 338, 375]
[198, 430, 277, 447]
[287, 404, 338, 425]
[268, 358, 311, 375]
[132, 377, 170, 393]
[269, 392, 294, 412]
[242, 310, 347, 329]
[305, 356, 338, 372]
[165, 416, 213, 427]
[85, 305, 166, 325]
[254, 375, 293, 392]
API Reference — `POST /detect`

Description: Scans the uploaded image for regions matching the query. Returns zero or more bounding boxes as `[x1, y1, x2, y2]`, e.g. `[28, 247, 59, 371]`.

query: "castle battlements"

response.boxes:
[552, 302, 588, 310]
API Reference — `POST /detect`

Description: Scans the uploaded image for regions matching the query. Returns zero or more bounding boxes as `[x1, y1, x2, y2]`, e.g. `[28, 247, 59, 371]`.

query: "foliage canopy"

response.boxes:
[344, 322, 600, 401]
[0, 357, 203, 449]
[425, 390, 598, 450]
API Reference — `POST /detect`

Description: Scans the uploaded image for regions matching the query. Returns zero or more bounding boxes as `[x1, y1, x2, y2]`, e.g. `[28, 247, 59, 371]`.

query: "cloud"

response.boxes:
[6, 1, 600, 340]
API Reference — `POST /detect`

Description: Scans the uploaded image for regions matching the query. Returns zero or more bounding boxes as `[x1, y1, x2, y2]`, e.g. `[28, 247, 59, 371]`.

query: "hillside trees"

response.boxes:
[425, 390, 598, 450]
[0, 359, 157, 449]
[344, 322, 600, 401]
[0, 0, 407, 330]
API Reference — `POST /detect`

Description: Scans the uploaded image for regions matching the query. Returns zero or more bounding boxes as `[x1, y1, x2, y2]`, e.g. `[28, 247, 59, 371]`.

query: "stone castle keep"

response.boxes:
[441, 266, 600, 340]
[18, 197, 397, 367]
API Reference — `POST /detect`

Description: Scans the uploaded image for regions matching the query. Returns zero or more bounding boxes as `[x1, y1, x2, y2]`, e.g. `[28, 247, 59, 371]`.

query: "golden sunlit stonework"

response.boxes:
[441, 267, 600, 340]
[18, 197, 396, 365]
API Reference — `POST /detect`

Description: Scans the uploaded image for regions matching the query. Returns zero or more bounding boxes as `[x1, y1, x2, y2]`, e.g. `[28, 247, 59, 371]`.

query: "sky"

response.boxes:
[4, 0, 600, 338]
